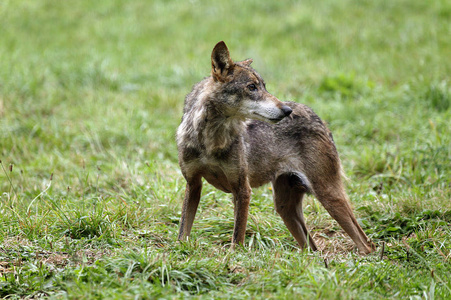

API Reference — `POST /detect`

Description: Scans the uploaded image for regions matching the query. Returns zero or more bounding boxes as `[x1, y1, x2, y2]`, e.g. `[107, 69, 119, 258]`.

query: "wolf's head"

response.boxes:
[210, 41, 292, 123]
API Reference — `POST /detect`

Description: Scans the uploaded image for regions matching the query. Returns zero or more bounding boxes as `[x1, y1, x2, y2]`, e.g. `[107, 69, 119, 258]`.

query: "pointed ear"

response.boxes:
[240, 58, 253, 67]
[211, 41, 234, 82]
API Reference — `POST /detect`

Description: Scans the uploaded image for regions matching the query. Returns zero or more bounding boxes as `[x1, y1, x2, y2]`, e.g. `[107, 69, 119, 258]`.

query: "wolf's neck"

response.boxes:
[178, 80, 246, 155]
[201, 102, 245, 155]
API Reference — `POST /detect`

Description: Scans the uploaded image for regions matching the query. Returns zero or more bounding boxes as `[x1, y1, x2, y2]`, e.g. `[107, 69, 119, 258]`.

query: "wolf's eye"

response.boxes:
[248, 84, 257, 91]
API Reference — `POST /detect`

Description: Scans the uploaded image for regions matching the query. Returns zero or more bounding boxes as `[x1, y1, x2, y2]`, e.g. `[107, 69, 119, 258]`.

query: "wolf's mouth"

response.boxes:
[252, 112, 284, 123]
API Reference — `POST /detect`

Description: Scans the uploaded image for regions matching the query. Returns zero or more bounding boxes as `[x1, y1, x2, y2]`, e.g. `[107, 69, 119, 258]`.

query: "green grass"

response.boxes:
[1, 0, 450, 298]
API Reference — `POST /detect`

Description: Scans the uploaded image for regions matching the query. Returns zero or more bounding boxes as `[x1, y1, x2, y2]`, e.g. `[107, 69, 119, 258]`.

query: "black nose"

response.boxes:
[281, 105, 292, 117]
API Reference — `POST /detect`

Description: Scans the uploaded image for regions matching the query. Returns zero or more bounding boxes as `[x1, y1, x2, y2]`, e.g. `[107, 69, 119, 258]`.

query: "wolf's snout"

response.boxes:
[281, 105, 292, 117]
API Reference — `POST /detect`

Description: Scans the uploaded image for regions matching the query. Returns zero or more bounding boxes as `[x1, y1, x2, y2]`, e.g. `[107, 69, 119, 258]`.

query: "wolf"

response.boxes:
[176, 41, 374, 254]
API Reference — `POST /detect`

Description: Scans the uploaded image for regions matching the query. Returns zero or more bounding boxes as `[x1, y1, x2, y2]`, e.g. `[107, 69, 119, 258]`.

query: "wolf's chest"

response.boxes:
[197, 157, 234, 193]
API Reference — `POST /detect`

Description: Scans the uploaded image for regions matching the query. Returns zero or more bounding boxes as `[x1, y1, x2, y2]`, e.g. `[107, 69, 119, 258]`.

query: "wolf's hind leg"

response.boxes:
[272, 173, 317, 251]
[313, 180, 375, 254]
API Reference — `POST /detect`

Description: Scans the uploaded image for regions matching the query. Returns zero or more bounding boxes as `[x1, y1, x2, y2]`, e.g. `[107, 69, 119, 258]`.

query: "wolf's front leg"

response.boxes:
[178, 176, 202, 241]
[231, 180, 252, 246]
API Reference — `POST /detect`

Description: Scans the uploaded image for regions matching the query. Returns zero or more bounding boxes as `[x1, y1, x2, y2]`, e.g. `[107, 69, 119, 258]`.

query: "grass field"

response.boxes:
[1, 0, 450, 298]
